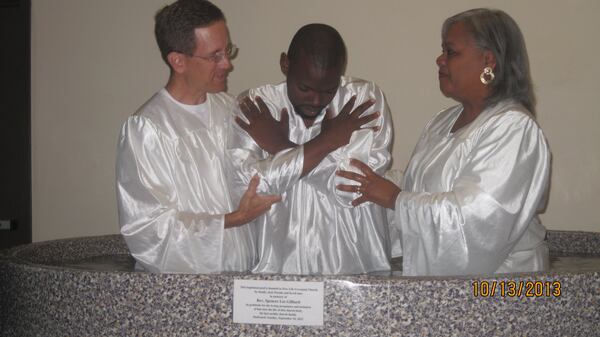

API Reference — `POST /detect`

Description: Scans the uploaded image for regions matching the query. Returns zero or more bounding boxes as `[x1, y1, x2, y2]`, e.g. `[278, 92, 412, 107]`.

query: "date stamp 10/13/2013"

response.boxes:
[471, 280, 561, 298]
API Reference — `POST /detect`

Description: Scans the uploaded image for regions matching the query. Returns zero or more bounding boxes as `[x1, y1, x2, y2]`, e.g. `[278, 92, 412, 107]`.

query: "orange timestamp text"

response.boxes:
[472, 280, 561, 298]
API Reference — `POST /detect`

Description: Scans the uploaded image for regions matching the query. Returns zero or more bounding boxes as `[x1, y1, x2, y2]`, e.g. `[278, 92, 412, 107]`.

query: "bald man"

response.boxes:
[229, 24, 394, 275]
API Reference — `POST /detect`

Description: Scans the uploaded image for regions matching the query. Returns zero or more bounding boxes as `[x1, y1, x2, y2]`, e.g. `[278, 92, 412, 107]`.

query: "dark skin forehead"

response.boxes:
[288, 51, 343, 91]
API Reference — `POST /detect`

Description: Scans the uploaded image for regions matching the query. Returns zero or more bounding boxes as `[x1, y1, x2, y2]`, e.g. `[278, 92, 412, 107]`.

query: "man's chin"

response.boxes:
[296, 111, 321, 120]
[295, 107, 324, 120]
[208, 81, 227, 93]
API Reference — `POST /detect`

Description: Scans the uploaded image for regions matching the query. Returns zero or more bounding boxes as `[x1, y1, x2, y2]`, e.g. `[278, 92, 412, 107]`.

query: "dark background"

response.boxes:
[0, 0, 31, 249]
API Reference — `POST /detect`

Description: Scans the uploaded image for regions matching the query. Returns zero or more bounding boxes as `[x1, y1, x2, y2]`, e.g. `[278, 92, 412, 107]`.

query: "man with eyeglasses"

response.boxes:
[229, 24, 394, 275]
[115, 0, 281, 273]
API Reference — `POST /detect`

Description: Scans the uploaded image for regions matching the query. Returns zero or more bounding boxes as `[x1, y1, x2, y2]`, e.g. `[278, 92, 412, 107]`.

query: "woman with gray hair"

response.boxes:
[337, 8, 551, 276]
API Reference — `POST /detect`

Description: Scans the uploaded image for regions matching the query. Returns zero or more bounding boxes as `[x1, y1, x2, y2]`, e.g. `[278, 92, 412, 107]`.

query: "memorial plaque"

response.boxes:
[233, 279, 324, 326]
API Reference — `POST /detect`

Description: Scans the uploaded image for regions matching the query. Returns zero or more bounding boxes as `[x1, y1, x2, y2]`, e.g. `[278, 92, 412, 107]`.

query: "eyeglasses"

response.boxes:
[188, 44, 238, 63]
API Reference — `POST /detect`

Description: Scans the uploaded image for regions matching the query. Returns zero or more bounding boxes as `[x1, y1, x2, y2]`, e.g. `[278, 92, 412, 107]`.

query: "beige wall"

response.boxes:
[31, 0, 600, 241]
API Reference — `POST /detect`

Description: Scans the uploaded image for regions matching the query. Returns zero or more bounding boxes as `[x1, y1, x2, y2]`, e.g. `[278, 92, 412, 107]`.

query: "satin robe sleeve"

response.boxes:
[384, 168, 405, 257]
[394, 112, 550, 276]
[227, 100, 304, 199]
[116, 116, 225, 274]
[307, 83, 393, 207]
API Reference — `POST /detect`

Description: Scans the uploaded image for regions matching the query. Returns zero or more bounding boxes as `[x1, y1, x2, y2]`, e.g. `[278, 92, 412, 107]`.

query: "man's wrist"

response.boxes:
[314, 133, 338, 153]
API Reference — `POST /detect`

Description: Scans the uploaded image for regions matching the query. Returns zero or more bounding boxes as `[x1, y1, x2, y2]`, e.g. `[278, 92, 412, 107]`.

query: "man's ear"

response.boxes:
[280, 52, 289, 76]
[167, 51, 186, 74]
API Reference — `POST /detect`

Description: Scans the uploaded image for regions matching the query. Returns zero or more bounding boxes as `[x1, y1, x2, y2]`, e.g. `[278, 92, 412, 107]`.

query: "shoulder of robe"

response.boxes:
[243, 82, 286, 103]
[485, 102, 538, 132]
[426, 104, 463, 129]
[124, 92, 167, 134]
[128, 91, 173, 127]
[208, 91, 237, 124]
[209, 91, 236, 107]
[340, 76, 385, 94]
[126, 92, 190, 141]
[123, 114, 170, 143]
[132, 91, 167, 117]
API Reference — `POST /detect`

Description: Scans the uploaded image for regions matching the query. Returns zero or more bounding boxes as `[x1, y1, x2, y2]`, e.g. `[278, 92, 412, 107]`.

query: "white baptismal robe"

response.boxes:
[116, 89, 256, 273]
[393, 100, 550, 276]
[229, 76, 393, 275]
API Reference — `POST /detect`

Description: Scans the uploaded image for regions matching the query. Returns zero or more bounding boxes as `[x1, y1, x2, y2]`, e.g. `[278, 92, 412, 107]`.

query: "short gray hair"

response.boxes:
[442, 8, 535, 114]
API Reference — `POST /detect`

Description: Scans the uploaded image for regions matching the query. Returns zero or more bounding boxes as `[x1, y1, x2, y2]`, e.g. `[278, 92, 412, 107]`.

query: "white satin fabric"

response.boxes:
[392, 100, 550, 276]
[116, 89, 257, 273]
[229, 76, 393, 275]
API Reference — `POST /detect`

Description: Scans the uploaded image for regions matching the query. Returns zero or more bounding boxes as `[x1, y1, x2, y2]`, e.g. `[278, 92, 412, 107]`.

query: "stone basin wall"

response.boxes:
[1, 230, 599, 336]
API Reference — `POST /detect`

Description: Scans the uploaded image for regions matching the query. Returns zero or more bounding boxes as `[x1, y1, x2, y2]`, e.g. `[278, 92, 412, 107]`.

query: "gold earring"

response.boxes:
[480, 66, 495, 85]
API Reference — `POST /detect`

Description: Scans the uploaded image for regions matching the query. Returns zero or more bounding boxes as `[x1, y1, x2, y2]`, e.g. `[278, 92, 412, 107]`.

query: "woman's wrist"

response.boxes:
[387, 186, 401, 210]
